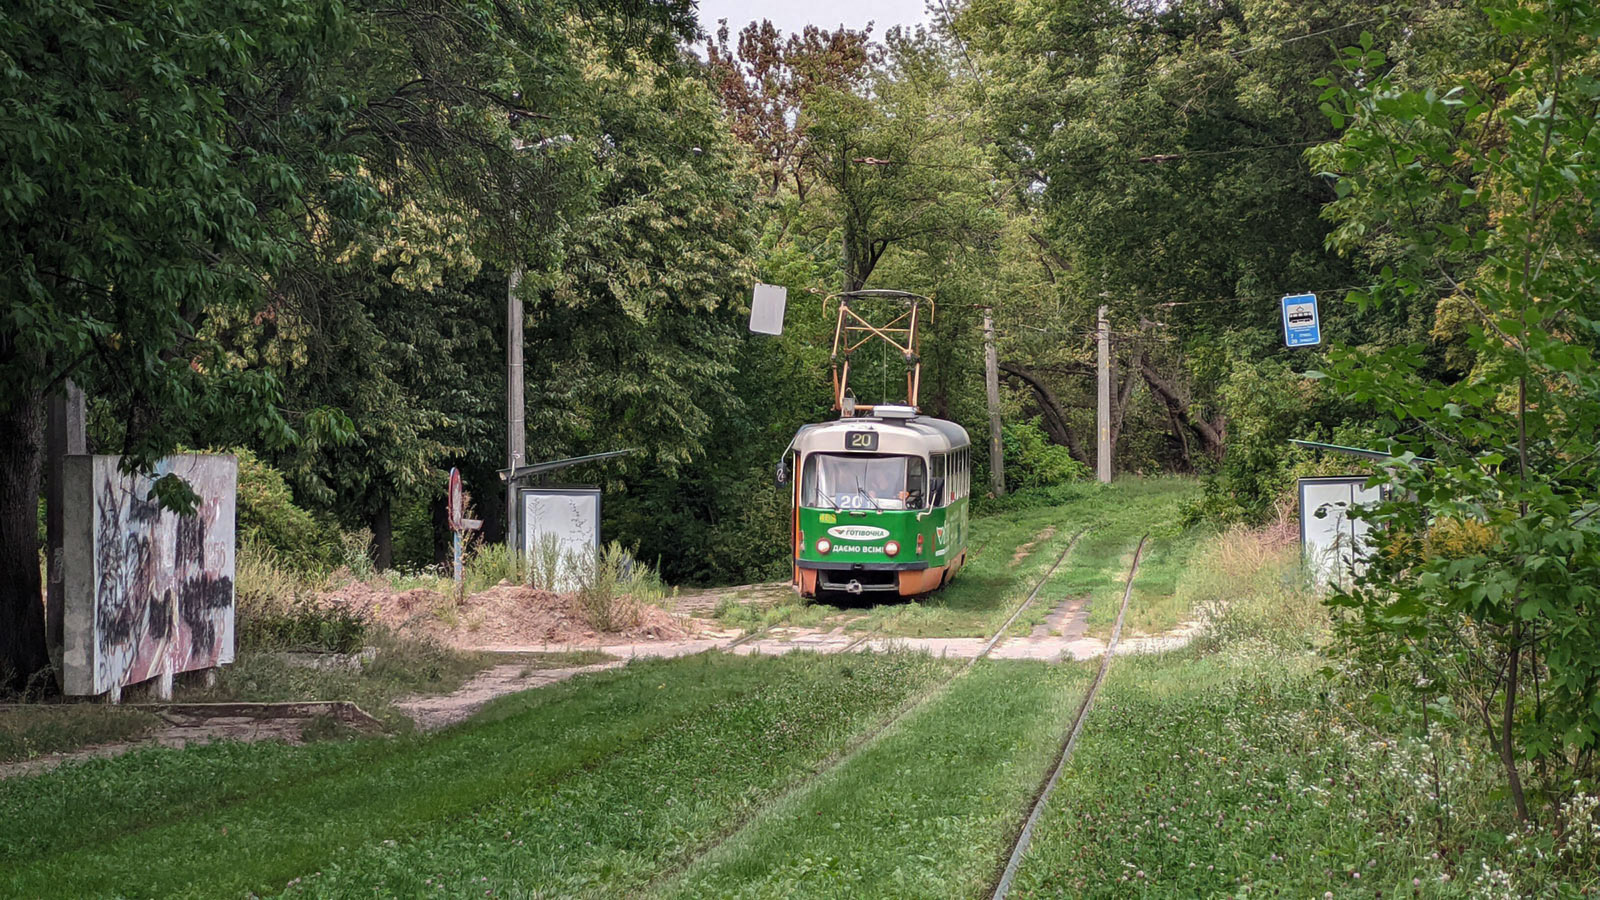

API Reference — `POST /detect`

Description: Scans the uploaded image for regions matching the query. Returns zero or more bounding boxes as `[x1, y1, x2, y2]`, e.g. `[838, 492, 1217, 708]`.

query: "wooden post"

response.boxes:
[983, 309, 1005, 496]
[1097, 305, 1112, 484]
[45, 380, 86, 684]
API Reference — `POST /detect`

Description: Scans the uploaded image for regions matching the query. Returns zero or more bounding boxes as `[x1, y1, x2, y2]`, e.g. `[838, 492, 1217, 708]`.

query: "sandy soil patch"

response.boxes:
[322, 580, 692, 649]
[1012, 525, 1058, 565]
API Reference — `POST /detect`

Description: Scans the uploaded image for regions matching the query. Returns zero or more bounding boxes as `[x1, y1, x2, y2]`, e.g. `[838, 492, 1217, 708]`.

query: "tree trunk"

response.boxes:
[1164, 403, 1194, 470]
[1501, 620, 1530, 821]
[0, 388, 50, 694]
[1110, 349, 1143, 449]
[999, 361, 1090, 466]
[370, 499, 393, 572]
[1139, 360, 1226, 459]
[430, 493, 451, 567]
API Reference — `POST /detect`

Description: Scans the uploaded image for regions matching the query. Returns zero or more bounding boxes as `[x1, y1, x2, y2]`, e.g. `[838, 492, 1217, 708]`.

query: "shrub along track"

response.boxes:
[990, 534, 1149, 900]
[638, 529, 1088, 897]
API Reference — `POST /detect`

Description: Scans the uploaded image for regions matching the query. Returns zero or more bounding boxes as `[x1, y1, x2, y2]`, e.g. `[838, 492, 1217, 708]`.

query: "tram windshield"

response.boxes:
[801, 453, 927, 511]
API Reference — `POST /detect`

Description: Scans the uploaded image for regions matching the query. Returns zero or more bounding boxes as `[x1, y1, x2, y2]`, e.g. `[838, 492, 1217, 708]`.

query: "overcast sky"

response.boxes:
[693, 0, 934, 41]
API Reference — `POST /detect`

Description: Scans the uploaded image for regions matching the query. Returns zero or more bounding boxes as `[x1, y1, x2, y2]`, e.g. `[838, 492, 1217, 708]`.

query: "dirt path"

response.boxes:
[2, 578, 1202, 778]
[396, 661, 627, 730]
[0, 703, 376, 780]
[398, 638, 727, 731]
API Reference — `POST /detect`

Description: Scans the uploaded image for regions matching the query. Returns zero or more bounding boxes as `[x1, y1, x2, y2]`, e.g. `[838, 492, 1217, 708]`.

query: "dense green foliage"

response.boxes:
[1312, 0, 1600, 819]
[233, 448, 343, 572]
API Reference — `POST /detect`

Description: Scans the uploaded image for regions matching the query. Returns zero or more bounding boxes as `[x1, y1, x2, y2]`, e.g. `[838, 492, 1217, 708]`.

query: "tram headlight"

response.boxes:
[884, 540, 900, 557]
[815, 538, 832, 555]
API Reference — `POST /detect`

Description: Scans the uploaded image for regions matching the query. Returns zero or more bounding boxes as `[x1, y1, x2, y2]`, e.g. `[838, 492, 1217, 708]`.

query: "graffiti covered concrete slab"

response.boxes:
[62, 455, 237, 696]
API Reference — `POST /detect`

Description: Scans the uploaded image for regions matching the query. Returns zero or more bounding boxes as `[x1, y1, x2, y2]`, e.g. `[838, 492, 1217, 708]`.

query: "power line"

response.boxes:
[1227, 17, 1389, 58]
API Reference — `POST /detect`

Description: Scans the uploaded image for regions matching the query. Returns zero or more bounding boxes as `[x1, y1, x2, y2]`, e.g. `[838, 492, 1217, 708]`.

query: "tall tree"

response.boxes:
[0, 0, 695, 689]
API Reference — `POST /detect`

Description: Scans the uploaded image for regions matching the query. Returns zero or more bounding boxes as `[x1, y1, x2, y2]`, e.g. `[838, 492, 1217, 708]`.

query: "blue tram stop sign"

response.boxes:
[1281, 293, 1321, 347]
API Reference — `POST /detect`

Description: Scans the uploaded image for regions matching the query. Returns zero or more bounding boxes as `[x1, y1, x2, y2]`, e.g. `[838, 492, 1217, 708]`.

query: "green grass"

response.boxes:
[1005, 645, 1528, 898]
[289, 650, 953, 898]
[1004, 529, 1596, 898]
[1077, 525, 1208, 636]
[733, 478, 1201, 641]
[0, 651, 953, 898]
[178, 629, 512, 730]
[0, 704, 160, 764]
[0, 640, 592, 766]
[661, 658, 1094, 899]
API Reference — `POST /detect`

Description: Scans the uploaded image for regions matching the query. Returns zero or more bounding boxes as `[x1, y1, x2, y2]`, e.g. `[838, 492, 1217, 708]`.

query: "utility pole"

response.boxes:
[1097, 304, 1112, 484]
[45, 381, 85, 685]
[983, 308, 1005, 496]
[506, 265, 525, 572]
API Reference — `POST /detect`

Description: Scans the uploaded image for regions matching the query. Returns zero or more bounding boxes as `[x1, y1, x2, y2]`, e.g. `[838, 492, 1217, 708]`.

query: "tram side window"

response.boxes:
[929, 454, 947, 508]
[959, 448, 968, 499]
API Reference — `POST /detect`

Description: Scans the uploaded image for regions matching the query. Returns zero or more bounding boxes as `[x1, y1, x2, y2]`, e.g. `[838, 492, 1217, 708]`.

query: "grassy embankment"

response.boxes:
[9, 479, 1580, 897]
[718, 477, 1201, 639]
[0, 651, 953, 898]
[1007, 528, 1597, 898]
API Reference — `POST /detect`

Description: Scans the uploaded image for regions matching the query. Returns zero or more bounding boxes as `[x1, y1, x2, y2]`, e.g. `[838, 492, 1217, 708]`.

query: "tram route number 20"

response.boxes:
[845, 431, 879, 451]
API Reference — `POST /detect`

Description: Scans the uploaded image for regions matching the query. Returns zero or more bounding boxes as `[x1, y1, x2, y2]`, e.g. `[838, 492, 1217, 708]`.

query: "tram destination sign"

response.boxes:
[845, 430, 879, 451]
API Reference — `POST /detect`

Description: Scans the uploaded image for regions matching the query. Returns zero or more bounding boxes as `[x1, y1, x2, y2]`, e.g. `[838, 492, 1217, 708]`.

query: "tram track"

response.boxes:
[989, 534, 1150, 900]
[638, 527, 1088, 898]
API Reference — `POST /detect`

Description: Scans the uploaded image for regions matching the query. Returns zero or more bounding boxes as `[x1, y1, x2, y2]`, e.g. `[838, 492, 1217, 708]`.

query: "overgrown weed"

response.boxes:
[1187, 525, 1327, 654]
[237, 544, 370, 653]
[0, 704, 159, 763]
[573, 541, 669, 632]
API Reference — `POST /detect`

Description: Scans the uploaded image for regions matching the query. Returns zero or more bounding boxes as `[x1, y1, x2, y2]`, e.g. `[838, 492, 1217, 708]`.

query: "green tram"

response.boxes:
[783, 406, 971, 597]
[772, 288, 972, 598]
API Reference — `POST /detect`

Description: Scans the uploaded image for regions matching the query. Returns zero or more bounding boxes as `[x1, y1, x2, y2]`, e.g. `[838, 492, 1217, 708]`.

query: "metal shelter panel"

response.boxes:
[519, 486, 601, 591]
[1298, 476, 1383, 590]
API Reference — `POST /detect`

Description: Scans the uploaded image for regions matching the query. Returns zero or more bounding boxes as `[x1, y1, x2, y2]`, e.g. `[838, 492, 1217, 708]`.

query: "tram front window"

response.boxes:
[801, 454, 927, 511]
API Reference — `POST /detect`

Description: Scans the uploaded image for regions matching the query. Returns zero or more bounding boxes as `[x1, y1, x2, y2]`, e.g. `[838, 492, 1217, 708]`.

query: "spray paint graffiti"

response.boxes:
[63, 455, 236, 695]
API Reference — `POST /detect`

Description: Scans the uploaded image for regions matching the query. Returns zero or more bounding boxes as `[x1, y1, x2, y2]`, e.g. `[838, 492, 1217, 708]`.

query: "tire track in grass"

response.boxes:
[639, 529, 1088, 898]
[991, 534, 1149, 900]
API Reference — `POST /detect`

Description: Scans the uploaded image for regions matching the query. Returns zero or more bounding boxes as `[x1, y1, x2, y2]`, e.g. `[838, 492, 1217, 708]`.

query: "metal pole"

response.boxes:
[983, 308, 1005, 496]
[507, 264, 525, 574]
[1097, 304, 1112, 484]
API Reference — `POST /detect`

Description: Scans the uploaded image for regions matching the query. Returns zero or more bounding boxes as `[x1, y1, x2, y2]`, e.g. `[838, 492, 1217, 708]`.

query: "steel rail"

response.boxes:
[637, 528, 1086, 898]
[991, 534, 1150, 900]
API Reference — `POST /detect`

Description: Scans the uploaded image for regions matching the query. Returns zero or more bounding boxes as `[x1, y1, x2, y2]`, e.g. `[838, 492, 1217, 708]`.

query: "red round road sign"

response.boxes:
[447, 468, 464, 530]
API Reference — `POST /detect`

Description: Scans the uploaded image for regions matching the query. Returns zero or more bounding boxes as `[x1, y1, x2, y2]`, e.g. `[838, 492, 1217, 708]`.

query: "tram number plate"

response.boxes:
[845, 431, 879, 452]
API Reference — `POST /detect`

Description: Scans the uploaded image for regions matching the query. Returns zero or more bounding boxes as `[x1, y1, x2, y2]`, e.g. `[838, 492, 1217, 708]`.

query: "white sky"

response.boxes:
[692, 0, 934, 41]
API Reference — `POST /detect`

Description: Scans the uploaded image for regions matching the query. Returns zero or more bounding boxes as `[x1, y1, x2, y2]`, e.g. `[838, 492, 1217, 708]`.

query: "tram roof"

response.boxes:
[791, 414, 971, 455]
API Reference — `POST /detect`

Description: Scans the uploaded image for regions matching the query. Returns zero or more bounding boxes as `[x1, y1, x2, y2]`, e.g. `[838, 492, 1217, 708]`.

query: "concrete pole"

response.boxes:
[1097, 304, 1112, 484]
[983, 309, 1005, 496]
[46, 381, 86, 684]
[507, 265, 525, 573]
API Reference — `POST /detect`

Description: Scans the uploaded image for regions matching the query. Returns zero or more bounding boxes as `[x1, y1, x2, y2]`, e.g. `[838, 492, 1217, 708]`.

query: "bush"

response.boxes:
[971, 481, 1099, 518]
[235, 544, 370, 652]
[1001, 417, 1091, 491]
[574, 541, 668, 632]
[233, 447, 343, 572]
